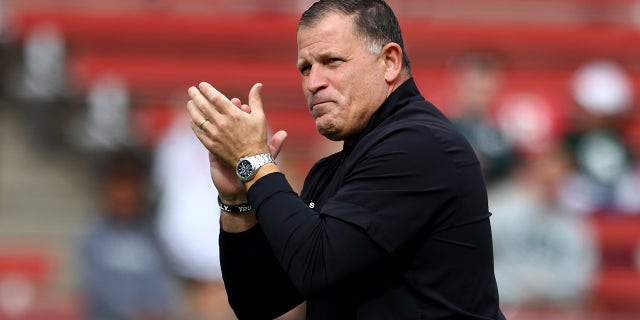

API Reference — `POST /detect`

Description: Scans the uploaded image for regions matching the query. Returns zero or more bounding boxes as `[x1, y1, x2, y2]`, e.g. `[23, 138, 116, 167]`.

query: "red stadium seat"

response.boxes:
[5, 5, 640, 147]
[588, 213, 640, 314]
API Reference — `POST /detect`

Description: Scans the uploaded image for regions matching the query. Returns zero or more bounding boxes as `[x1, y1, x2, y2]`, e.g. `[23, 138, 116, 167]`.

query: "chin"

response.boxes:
[323, 134, 343, 142]
[317, 127, 342, 141]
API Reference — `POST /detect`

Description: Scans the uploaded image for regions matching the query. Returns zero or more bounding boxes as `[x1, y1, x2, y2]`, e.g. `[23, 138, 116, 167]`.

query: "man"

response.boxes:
[79, 150, 177, 320]
[187, 0, 505, 319]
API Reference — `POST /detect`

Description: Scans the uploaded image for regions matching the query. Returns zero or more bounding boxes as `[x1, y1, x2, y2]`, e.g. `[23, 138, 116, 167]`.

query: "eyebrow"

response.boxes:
[298, 49, 344, 67]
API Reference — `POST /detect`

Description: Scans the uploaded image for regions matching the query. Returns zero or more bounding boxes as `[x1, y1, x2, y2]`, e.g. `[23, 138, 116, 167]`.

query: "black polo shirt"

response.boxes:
[220, 79, 505, 320]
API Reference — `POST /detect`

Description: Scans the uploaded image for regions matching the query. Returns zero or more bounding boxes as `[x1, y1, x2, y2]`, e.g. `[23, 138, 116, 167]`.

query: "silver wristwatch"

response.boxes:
[236, 153, 275, 183]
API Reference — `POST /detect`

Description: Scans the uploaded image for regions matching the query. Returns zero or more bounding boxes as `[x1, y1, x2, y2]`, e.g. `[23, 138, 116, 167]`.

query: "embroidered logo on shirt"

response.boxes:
[309, 201, 315, 209]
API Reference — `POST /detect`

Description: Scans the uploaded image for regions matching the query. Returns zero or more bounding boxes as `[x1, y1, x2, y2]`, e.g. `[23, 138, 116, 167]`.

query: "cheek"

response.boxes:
[348, 78, 385, 114]
[348, 67, 384, 98]
[301, 82, 311, 105]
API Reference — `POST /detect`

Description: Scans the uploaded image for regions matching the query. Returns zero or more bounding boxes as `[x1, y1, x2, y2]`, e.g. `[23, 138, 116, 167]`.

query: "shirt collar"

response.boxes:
[344, 78, 421, 151]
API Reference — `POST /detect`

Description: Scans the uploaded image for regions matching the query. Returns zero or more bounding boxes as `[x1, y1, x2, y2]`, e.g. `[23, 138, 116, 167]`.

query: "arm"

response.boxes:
[220, 225, 304, 319]
[248, 172, 387, 296]
[187, 82, 302, 318]
[246, 124, 470, 295]
[186, 82, 281, 233]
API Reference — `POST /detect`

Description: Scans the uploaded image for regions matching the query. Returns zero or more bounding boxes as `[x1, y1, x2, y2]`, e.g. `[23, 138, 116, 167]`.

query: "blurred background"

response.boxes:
[0, 0, 639, 319]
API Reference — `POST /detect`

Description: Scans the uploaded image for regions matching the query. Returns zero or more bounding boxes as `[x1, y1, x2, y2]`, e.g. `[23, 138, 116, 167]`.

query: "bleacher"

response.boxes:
[1, 0, 639, 318]
[589, 212, 640, 315]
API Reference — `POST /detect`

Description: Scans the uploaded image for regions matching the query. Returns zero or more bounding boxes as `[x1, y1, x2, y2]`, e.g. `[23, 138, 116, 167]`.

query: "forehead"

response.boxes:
[297, 12, 361, 54]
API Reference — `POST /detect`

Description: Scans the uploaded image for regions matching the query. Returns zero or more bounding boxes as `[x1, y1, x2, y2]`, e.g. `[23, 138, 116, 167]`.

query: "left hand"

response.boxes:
[188, 82, 270, 167]
[187, 82, 287, 201]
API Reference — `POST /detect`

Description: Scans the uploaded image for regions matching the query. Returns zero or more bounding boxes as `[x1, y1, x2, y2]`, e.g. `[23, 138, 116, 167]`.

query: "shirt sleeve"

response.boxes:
[219, 225, 304, 319]
[247, 173, 387, 297]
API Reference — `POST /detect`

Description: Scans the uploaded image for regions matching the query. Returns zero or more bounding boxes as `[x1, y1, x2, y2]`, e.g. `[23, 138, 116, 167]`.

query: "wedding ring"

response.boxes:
[197, 118, 208, 130]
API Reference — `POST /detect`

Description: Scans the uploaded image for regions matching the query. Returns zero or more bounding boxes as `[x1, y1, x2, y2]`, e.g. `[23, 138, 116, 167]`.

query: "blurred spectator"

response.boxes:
[152, 107, 235, 319]
[152, 99, 306, 320]
[560, 59, 634, 215]
[614, 118, 640, 214]
[447, 52, 516, 184]
[78, 149, 177, 320]
[494, 91, 567, 159]
[614, 167, 640, 213]
[68, 74, 134, 152]
[490, 147, 597, 311]
[18, 22, 66, 102]
[14, 22, 69, 148]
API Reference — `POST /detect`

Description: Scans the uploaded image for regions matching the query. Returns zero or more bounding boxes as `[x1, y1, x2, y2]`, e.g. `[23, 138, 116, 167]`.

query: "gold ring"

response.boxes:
[198, 118, 208, 130]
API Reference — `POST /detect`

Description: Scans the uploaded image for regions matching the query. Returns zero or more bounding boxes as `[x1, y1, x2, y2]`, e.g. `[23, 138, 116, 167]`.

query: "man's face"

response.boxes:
[297, 12, 390, 143]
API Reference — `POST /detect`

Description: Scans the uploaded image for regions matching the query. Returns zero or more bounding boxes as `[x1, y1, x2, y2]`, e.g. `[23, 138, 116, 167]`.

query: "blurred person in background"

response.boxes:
[151, 103, 236, 319]
[561, 59, 635, 216]
[15, 22, 67, 147]
[78, 149, 177, 320]
[614, 121, 640, 213]
[493, 89, 569, 161]
[490, 147, 597, 315]
[152, 98, 304, 319]
[447, 52, 516, 185]
[71, 74, 133, 152]
[186, 0, 504, 319]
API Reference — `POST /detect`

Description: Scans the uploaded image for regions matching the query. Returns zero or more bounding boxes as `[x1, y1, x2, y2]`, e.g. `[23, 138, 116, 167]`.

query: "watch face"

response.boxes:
[236, 159, 254, 180]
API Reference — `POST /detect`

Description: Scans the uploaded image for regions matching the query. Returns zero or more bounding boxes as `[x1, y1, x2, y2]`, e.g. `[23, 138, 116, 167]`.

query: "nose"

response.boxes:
[305, 65, 328, 94]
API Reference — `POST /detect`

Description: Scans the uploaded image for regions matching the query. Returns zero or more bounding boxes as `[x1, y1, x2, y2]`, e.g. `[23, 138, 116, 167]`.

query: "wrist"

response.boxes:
[244, 162, 279, 190]
[217, 193, 248, 205]
[220, 212, 257, 233]
[218, 196, 252, 214]
[236, 153, 275, 184]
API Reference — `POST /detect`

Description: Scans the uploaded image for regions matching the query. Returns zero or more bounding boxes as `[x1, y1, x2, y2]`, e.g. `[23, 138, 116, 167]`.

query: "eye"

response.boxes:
[299, 64, 311, 76]
[326, 58, 343, 67]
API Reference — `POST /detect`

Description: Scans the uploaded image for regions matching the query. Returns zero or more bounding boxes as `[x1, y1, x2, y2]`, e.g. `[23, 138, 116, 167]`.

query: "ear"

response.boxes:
[381, 42, 403, 83]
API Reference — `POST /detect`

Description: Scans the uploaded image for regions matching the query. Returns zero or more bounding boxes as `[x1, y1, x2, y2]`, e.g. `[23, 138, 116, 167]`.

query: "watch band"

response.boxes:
[248, 153, 274, 170]
[236, 153, 275, 183]
[218, 196, 252, 213]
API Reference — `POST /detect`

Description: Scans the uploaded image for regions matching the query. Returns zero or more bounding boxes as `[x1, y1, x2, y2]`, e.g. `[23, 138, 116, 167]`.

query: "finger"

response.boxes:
[198, 82, 235, 115]
[187, 86, 219, 122]
[186, 99, 203, 123]
[231, 97, 252, 114]
[247, 83, 265, 116]
[231, 98, 251, 113]
[190, 119, 216, 148]
[186, 100, 210, 131]
[188, 84, 230, 122]
[268, 130, 288, 158]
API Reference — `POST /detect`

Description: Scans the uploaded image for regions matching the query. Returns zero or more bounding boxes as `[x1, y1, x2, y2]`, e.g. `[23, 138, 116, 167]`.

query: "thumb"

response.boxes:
[268, 130, 288, 159]
[248, 83, 265, 116]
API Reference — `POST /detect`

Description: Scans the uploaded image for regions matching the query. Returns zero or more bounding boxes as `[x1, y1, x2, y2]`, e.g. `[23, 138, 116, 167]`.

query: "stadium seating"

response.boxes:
[6, 7, 639, 145]
[2, 1, 640, 317]
[588, 213, 640, 315]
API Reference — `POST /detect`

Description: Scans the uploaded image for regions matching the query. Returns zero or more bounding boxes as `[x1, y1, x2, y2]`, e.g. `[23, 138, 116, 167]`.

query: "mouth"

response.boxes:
[312, 101, 329, 108]
[310, 102, 330, 118]
[310, 98, 333, 111]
